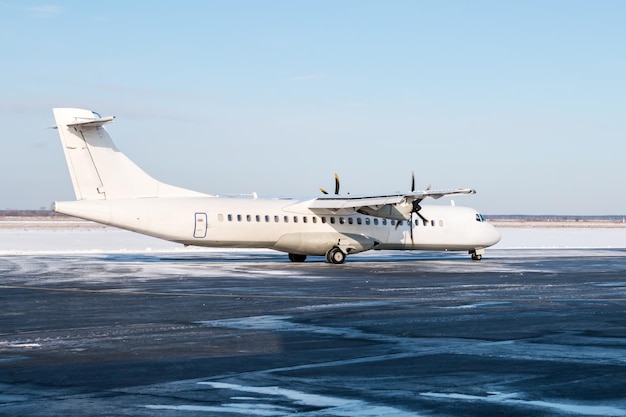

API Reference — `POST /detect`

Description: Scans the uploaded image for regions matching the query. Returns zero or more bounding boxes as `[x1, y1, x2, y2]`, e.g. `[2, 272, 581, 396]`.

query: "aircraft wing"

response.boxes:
[308, 188, 476, 221]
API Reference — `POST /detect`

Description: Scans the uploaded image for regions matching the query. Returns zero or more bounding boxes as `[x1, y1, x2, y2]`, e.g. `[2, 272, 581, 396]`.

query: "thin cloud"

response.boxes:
[291, 73, 325, 81]
[27, 5, 63, 17]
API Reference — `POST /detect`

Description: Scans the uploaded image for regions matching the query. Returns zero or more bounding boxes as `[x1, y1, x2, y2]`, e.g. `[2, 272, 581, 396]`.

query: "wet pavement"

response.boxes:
[1, 249, 626, 416]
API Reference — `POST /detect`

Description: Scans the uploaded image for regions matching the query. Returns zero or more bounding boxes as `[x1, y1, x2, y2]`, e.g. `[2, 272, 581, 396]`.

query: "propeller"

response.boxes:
[404, 171, 431, 245]
[320, 173, 340, 195]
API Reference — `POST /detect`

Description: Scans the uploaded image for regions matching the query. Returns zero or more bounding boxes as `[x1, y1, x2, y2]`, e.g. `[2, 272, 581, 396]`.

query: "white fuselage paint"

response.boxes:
[53, 196, 501, 257]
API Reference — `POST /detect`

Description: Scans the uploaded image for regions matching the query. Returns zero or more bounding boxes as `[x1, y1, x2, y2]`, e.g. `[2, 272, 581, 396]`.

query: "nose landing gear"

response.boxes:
[469, 248, 484, 261]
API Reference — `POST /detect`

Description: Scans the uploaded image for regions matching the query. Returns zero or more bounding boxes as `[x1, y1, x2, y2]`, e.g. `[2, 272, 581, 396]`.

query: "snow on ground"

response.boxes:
[0, 222, 624, 255]
[496, 227, 626, 249]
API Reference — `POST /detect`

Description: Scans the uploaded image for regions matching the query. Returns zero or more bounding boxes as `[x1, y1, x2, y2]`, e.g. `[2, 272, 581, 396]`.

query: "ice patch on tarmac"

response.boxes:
[146, 403, 292, 416]
[421, 392, 626, 416]
[0, 342, 41, 349]
[199, 315, 626, 367]
[145, 381, 421, 416]
[441, 301, 512, 309]
[294, 301, 388, 311]
[198, 315, 394, 343]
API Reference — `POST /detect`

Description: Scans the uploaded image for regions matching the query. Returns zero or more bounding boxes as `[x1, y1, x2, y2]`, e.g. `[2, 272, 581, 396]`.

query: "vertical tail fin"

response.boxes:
[53, 108, 207, 200]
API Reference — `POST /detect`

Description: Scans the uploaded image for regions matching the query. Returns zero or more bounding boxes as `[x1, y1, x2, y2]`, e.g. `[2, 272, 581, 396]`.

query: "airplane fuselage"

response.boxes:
[54, 196, 501, 260]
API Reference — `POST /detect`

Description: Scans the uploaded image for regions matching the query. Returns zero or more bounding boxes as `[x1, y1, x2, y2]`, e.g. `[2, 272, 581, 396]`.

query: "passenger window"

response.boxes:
[293, 216, 298, 223]
[312, 217, 317, 223]
[227, 214, 233, 221]
[414, 219, 419, 226]
[265, 215, 270, 222]
[246, 214, 251, 222]
[284, 216, 289, 223]
[382, 219, 387, 225]
[431, 220, 435, 226]
[255, 215, 260, 222]
[391, 220, 396, 226]
[357, 218, 362, 225]
[439, 220, 444, 227]
[303, 216, 308, 223]
[348, 217, 353, 225]
[373, 218, 379, 225]
[330, 217, 336, 224]
[365, 218, 370, 225]
[237, 214, 242, 222]
[339, 217, 345, 224]
[322, 217, 327, 223]
[274, 215, 279, 222]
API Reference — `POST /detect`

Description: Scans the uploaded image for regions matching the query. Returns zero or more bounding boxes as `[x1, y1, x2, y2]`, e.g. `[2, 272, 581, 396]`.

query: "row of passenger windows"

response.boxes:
[217, 213, 444, 227]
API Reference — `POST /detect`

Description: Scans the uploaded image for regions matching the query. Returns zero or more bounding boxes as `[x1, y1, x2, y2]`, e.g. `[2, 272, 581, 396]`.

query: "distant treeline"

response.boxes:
[0, 210, 66, 217]
[2, 210, 625, 221]
[487, 214, 626, 221]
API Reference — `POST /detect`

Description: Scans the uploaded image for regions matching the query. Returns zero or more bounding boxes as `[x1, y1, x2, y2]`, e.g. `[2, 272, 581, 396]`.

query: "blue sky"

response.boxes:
[1, 1, 624, 214]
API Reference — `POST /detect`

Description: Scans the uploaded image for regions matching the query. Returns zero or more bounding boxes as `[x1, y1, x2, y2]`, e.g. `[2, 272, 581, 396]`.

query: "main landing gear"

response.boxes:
[287, 248, 346, 264]
[288, 253, 307, 262]
[325, 247, 346, 264]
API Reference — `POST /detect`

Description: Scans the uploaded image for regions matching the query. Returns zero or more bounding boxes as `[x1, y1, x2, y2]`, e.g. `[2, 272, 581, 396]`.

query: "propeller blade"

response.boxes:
[320, 173, 340, 195]
[408, 172, 428, 244]
[411, 200, 429, 223]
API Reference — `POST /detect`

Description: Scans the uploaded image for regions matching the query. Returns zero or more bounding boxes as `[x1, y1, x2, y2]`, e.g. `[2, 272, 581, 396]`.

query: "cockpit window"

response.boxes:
[475, 213, 486, 222]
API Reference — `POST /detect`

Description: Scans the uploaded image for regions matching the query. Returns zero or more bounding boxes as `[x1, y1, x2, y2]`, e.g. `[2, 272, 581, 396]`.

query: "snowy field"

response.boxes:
[1, 220, 625, 256]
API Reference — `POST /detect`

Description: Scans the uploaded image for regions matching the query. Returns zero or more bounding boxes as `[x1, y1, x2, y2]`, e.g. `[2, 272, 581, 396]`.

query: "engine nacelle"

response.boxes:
[273, 232, 380, 256]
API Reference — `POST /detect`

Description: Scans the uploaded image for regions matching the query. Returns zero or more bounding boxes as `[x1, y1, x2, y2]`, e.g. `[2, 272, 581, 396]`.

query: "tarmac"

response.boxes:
[1, 248, 626, 416]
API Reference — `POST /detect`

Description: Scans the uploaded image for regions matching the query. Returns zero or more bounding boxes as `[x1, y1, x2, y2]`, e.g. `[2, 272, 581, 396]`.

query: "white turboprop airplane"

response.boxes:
[51, 108, 500, 264]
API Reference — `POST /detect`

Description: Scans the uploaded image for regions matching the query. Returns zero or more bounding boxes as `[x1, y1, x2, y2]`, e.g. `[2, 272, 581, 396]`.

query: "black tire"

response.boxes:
[288, 253, 307, 262]
[326, 247, 346, 264]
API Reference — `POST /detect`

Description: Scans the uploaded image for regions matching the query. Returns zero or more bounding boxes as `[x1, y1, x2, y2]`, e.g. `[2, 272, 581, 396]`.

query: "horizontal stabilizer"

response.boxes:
[66, 116, 115, 128]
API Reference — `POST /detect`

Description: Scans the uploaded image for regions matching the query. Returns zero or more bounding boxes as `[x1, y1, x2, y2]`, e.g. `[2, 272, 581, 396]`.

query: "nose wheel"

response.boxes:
[326, 247, 346, 264]
[469, 248, 484, 261]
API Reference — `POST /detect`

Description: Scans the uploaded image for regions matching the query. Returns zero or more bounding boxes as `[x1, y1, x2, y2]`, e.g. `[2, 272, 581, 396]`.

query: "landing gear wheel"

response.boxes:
[326, 247, 346, 264]
[288, 253, 307, 262]
[469, 249, 483, 261]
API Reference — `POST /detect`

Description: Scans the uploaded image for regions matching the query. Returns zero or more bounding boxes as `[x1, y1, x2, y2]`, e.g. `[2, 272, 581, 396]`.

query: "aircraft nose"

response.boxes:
[485, 223, 502, 247]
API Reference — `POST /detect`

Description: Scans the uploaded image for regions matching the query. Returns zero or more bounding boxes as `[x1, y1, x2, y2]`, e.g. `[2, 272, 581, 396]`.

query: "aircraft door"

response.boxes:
[194, 212, 208, 238]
